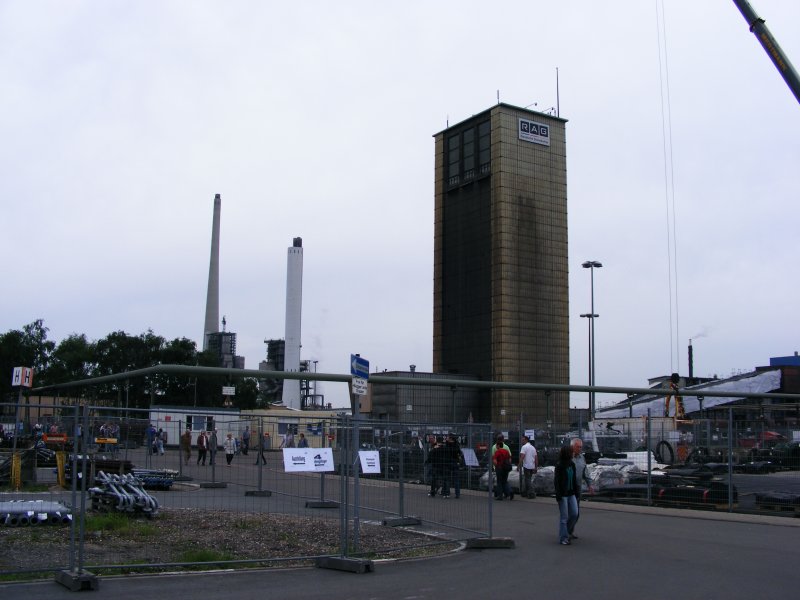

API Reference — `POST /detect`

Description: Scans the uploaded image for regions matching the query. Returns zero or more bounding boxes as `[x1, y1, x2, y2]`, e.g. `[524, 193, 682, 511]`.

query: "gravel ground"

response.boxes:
[0, 508, 459, 575]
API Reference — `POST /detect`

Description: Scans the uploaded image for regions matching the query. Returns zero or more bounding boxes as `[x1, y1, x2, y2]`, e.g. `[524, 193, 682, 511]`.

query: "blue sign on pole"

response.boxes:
[350, 354, 369, 379]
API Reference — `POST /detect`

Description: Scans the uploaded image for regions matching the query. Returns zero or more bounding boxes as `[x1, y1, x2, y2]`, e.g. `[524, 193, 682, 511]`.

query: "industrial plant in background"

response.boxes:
[280, 237, 304, 409]
[200, 195, 321, 409]
[258, 338, 327, 410]
[201, 194, 245, 370]
[206, 316, 245, 369]
[254, 237, 318, 409]
[258, 238, 326, 410]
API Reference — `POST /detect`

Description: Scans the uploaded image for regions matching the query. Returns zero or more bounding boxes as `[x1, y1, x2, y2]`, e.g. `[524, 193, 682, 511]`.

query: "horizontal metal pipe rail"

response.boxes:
[30, 363, 800, 402]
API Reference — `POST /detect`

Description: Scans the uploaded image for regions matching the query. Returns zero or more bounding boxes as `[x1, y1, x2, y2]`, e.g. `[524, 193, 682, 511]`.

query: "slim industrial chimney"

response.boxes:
[202, 194, 222, 351]
[281, 237, 303, 409]
[688, 339, 694, 380]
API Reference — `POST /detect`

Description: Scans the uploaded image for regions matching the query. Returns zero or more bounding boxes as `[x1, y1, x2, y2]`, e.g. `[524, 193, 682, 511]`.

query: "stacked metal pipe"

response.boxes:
[130, 468, 176, 490]
[0, 499, 72, 526]
[88, 471, 160, 516]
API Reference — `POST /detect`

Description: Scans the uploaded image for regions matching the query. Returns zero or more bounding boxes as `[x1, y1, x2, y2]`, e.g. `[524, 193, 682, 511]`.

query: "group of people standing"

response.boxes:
[178, 428, 238, 466]
[278, 431, 309, 448]
[491, 434, 541, 500]
[426, 434, 463, 498]
[174, 426, 297, 467]
[491, 434, 592, 546]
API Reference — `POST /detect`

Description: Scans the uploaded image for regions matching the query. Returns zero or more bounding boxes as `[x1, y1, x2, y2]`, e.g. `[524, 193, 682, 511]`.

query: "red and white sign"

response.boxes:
[11, 367, 34, 388]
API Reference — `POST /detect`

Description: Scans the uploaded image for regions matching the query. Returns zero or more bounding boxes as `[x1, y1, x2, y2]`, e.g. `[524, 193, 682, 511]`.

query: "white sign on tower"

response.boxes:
[11, 367, 33, 388]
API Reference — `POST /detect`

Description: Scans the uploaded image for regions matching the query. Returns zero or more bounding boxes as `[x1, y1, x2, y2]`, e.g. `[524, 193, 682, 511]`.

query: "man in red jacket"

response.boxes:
[492, 440, 514, 500]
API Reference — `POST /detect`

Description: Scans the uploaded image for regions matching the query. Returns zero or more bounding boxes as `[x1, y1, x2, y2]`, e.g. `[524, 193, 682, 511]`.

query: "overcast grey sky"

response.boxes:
[2, 1, 798, 410]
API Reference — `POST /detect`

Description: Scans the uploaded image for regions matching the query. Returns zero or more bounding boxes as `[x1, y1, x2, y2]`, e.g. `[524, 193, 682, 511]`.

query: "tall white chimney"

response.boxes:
[281, 237, 303, 409]
[202, 194, 221, 350]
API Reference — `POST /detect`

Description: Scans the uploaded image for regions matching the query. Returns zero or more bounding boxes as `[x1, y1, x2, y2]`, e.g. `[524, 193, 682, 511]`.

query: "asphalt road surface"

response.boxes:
[5, 446, 800, 599]
[3, 498, 798, 600]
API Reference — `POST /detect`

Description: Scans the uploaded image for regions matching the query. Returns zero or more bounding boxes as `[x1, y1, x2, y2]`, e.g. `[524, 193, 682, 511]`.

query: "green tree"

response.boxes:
[234, 377, 259, 409]
[46, 333, 96, 386]
[0, 329, 27, 401]
[158, 337, 199, 405]
[187, 349, 224, 407]
[0, 323, 266, 411]
[0, 320, 55, 401]
[93, 331, 165, 408]
[22, 319, 55, 376]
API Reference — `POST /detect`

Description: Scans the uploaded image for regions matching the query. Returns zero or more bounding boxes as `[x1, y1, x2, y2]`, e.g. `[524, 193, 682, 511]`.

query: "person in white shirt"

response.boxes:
[518, 435, 538, 499]
[224, 432, 237, 466]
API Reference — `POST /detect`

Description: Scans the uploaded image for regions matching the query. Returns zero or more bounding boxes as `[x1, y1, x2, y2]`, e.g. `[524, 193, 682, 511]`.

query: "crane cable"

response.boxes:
[655, 0, 680, 373]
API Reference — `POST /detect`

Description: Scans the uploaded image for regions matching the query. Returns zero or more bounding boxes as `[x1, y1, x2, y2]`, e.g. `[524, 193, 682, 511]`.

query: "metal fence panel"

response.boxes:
[4, 394, 800, 582]
[1, 404, 492, 579]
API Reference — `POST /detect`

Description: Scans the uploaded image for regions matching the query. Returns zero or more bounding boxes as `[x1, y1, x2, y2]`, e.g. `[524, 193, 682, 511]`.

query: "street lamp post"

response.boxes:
[580, 313, 598, 419]
[582, 260, 602, 420]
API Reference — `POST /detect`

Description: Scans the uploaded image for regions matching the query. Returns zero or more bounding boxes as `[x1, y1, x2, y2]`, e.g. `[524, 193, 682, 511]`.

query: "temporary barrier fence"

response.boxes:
[3, 363, 800, 585]
[0, 402, 492, 583]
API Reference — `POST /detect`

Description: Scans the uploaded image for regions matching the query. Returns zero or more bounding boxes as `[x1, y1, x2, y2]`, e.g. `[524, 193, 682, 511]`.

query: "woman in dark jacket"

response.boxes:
[554, 445, 579, 545]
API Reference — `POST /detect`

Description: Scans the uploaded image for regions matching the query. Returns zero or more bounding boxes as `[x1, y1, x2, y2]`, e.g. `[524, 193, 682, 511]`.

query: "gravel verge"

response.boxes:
[0, 508, 460, 576]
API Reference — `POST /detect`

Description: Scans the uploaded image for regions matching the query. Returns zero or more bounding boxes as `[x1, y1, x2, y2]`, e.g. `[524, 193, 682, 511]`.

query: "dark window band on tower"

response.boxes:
[448, 133, 460, 186]
[446, 120, 491, 189]
[463, 128, 475, 181]
[478, 120, 491, 175]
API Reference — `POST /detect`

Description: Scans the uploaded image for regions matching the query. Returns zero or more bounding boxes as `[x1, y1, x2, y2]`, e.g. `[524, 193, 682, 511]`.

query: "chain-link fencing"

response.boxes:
[0, 401, 492, 581]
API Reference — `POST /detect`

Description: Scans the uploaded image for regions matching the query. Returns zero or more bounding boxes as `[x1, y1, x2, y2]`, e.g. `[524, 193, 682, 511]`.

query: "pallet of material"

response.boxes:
[755, 492, 800, 515]
[655, 482, 737, 509]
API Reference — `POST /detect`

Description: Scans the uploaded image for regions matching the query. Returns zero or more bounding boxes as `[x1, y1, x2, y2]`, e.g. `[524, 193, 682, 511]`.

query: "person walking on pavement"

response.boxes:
[492, 439, 514, 500]
[426, 438, 450, 497]
[196, 430, 208, 465]
[297, 432, 309, 448]
[180, 427, 192, 465]
[241, 426, 251, 455]
[280, 431, 295, 448]
[157, 428, 166, 456]
[554, 445, 579, 545]
[208, 429, 219, 466]
[489, 433, 504, 462]
[224, 432, 237, 466]
[445, 434, 463, 499]
[569, 438, 593, 540]
[519, 435, 538, 498]
[146, 424, 157, 455]
[255, 432, 269, 465]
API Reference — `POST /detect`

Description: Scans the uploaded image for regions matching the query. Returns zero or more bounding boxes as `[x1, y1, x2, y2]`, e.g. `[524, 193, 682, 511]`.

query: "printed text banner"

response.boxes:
[358, 450, 381, 474]
[282, 448, 335, 472]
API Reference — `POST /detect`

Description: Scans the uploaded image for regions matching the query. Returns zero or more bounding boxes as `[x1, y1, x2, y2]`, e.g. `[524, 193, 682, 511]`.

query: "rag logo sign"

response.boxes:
[518, 118, 550, 146]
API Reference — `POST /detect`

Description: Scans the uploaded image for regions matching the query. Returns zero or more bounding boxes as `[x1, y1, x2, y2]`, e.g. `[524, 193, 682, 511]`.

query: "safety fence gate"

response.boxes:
[0, 402, 492, 587]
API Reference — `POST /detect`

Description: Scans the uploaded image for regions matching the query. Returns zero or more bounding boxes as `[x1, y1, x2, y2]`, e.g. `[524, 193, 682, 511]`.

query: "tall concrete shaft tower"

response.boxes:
[202, 194, 222, 351]
[281, 237, 303, 409]
[433, 104, 569, 429]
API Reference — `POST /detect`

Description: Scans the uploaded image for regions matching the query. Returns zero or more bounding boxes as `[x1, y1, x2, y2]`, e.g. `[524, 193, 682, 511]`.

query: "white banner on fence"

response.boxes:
[461, 448, 479, 467]
[282, 448, 335, 472]
[358, 450, 381, 474]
